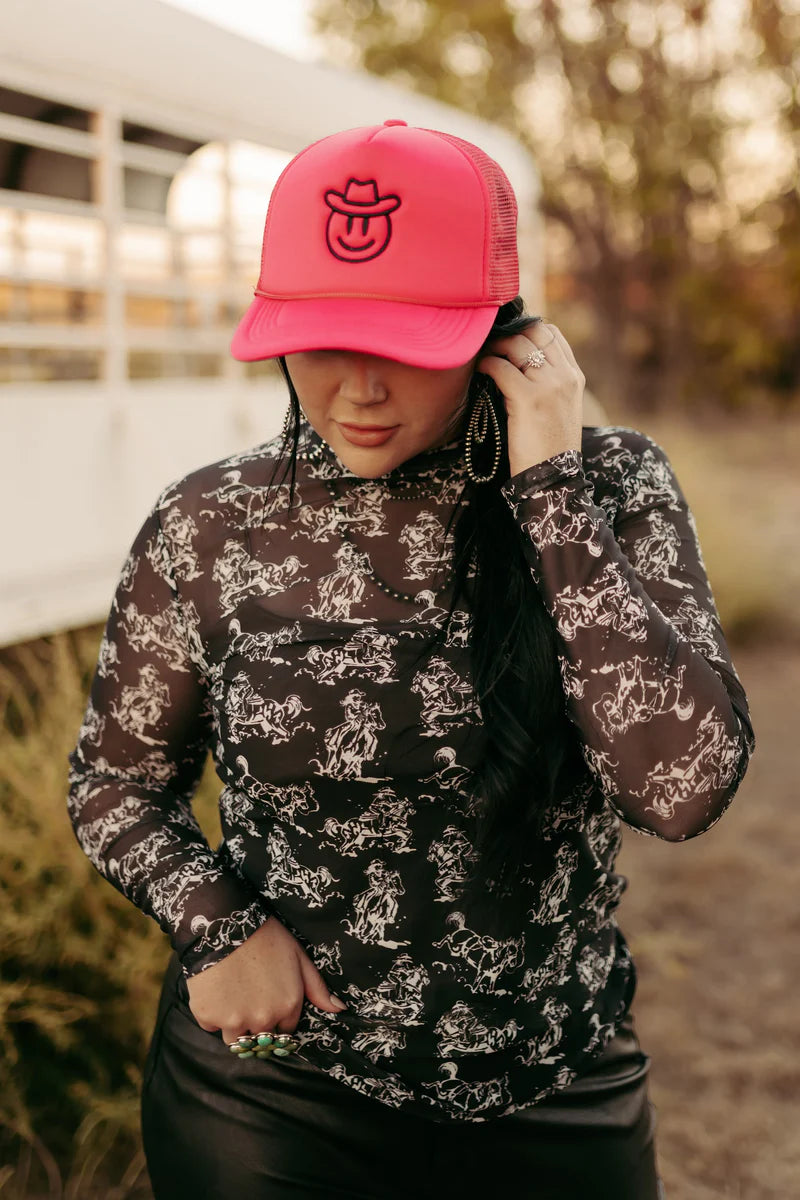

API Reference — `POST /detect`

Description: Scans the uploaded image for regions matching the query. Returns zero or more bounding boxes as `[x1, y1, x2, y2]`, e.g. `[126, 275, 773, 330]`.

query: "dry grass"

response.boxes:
[608, 406, 800, 646]
[0, 630, 170, 1198]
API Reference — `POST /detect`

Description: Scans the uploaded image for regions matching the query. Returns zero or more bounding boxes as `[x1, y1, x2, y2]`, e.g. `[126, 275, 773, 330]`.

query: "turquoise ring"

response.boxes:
[227, 1030, 300, 1059]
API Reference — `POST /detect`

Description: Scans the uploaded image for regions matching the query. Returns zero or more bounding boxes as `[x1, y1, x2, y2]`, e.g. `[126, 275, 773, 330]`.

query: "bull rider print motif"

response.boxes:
[305, 542, 371, 621]
[225, 672, 313, 746]
[434, 1000, 524, 1056]
[67, 420, 754, 1123]
[590, 655, 696, 738]
[432, 912, 525, 997]
[343, 953, 430, 1025]
[321, 787, 416, 857]
[213, 540, 309, 617]
[311, 688, 386, 779]
[552, 562, 649, 644]
[399, 510, 453, 580]
[263, 825, 344, 909]
[297, 626, 398, 686]
[342, 859, 410, 948]
[421, 1064, 514, 1117]
[411, 655, 478, 737]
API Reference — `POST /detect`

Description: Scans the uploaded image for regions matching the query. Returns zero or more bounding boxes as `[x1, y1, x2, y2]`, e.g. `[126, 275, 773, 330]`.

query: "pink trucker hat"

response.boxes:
[230, 119, 520, 370]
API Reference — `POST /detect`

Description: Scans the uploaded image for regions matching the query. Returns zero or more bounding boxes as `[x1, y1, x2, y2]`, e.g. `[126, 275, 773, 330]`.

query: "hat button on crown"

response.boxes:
[383, 119, 408, 127]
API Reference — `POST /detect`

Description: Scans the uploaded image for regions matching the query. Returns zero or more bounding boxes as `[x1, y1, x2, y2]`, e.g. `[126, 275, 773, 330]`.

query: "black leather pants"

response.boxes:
[141, 951, 664, 1200]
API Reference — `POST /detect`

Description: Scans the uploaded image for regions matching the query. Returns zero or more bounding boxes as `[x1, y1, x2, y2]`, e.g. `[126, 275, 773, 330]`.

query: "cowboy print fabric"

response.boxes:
[67, 418, 754, 1122]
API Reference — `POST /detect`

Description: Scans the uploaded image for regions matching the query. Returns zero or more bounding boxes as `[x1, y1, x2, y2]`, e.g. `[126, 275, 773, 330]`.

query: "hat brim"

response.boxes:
[230, 296, 499, 370]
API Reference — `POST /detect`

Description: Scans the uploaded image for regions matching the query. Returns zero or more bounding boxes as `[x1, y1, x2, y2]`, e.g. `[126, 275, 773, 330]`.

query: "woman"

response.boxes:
[67, 120, 755, 1199]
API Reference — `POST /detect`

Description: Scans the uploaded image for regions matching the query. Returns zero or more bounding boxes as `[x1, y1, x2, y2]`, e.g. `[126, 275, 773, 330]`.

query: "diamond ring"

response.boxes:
[521, 348, 547, 369]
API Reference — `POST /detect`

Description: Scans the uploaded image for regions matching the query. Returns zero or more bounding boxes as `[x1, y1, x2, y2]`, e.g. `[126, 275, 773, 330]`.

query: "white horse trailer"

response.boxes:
[0, 0, 542, 647]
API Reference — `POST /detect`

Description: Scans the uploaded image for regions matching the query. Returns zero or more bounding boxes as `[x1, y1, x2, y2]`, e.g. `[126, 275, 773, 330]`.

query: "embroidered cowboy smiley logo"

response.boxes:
[324, 177, 401, 263]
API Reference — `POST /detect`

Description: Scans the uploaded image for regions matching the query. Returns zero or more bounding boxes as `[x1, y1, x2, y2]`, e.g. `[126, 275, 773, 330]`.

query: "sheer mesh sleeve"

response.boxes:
[66, 486, 273, 978]
[501, 430, 755, 842]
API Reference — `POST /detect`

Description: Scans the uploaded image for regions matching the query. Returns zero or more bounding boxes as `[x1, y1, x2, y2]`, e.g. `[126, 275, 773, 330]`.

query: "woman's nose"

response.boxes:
[338, 356, 388, 404]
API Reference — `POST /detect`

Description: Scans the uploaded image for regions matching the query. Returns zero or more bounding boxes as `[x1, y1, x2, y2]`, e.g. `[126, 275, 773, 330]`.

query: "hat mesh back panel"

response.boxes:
[425, 130, 519, 301]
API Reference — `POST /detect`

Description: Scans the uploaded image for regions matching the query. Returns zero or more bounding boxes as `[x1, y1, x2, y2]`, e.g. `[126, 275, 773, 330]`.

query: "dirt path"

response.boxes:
[616, 645, 799, 1199]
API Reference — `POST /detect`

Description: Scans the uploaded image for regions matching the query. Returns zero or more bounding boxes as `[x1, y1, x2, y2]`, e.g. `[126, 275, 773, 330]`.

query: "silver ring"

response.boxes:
[521, 348, 547, 370]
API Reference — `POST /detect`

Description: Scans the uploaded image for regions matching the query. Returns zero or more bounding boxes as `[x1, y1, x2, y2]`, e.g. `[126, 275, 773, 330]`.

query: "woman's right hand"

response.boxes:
[184, 916, 347, 1045]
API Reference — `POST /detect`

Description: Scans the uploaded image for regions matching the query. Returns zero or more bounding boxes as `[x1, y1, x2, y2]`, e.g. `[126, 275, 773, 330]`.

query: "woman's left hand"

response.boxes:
[477, 319, 585, 478]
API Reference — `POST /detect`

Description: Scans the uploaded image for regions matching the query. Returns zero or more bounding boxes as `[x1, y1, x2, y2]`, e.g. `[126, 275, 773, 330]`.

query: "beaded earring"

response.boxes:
[464, 382, 501, 483]
[280, 403, 293, 441]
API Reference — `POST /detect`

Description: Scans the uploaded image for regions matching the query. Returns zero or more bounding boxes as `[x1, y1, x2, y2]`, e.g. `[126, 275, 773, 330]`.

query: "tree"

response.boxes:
[312, 0, 800, 413]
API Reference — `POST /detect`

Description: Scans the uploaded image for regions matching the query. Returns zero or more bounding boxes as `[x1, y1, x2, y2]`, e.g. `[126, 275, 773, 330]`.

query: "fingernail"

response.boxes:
[330, 994, 347, 1010]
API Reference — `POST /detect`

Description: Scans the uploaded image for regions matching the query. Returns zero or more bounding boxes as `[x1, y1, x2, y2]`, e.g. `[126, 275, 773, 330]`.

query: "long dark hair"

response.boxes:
[268, 297, 581, 930]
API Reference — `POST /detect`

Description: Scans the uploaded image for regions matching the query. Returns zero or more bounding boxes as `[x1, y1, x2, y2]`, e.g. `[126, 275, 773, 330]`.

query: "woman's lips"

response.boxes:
[338, 422, 399, 447]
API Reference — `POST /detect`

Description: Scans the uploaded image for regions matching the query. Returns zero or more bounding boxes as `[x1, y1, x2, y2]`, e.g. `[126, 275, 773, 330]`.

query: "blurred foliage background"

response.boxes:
[2, 1, 799, 1196]
[313, 0, 800, 415]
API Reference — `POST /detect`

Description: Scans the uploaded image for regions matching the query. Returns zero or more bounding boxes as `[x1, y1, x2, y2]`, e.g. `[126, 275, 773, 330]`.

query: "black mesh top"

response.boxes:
[67, 416, 754, 1122]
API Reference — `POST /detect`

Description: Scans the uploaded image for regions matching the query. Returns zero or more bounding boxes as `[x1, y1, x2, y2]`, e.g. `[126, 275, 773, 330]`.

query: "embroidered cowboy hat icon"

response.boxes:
[324, 177, 401, 263]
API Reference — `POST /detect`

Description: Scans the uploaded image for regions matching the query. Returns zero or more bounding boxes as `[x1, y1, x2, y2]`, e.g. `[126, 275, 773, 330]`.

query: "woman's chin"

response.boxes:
[330, 437, 408, 478]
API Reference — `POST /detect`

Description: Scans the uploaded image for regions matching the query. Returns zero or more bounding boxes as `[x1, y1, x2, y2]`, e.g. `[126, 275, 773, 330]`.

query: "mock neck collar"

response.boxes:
[296, 413, 466, 485]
